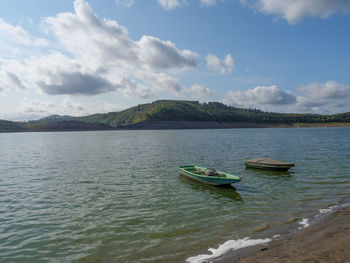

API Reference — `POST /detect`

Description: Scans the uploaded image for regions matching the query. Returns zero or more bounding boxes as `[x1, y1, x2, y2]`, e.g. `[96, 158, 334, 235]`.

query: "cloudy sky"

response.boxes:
[0, 0, 350, 120]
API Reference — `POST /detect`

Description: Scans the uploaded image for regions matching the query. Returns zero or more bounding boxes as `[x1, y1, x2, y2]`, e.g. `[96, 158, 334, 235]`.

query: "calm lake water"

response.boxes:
[1, 128, 350, 263]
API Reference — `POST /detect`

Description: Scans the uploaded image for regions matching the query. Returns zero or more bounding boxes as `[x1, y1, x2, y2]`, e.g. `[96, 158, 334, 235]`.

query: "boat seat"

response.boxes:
[193, 169, 205, 175]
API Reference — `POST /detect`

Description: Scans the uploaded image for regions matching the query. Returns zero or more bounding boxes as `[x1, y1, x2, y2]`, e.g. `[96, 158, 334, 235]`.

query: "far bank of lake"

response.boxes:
[1, 120, 350, 133]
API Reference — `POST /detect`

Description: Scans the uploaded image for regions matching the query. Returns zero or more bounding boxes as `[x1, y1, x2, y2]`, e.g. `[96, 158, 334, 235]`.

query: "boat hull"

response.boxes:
[179, 166, 241, 186]
[244, 158, 294, 171]
[244, 163, 293, 171]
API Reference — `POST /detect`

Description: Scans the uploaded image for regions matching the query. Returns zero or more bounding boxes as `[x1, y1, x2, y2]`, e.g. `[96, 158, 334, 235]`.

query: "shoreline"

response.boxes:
[1, 121, 350, 133]
[115, 121, 350, 130]
[213, 204, 350, 263]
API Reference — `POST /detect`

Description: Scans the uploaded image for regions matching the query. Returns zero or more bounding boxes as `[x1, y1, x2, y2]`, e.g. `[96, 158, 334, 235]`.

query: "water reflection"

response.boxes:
[179, 174, 243, 203]
[245, 167, 293, 180]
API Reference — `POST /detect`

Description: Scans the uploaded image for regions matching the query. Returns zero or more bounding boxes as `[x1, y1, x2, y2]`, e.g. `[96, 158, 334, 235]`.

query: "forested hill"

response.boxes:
[77, 100, 350, 127]
[0, 120, 27, 132]
[1, 100, 350, 132]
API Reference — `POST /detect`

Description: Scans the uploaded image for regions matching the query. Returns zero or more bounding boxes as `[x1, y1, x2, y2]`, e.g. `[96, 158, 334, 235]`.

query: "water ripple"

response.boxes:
[1, 128, 350, 262]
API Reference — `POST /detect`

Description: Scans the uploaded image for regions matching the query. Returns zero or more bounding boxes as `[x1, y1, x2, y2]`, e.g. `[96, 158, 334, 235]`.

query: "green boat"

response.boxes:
[178, 165, 241, 186]
[244, 158, 294, 171]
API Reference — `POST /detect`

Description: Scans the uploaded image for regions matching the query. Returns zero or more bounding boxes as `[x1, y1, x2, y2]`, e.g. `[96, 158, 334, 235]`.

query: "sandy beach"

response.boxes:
[215, 205, 350, 263]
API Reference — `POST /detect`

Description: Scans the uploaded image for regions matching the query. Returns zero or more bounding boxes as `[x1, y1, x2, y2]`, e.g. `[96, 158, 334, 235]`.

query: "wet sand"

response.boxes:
[215, 205, 350, 263]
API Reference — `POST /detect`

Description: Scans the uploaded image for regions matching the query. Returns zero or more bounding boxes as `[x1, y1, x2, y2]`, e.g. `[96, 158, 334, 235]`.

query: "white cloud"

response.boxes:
[223, 85, 296, 108]
[40, 72, 116, 96]
[0, 18, 29, 43]
[14, 52, 118, 96]
[201, 0, 216, 7]
[0, 70, 25, 91]
[125, 0, 350, 20]
[122, 81, 156, 99]
[0, 0, 198, 100]
[6, 72, 25, 90]
[0, 58, 29, 91]
[88, 101, 126, 114]
[138, 35, 197, 70]
[189, 84, 213, 98]
[157, 0, 219, 10]
[115, 0, 135, 8]
[0, 18, 49, 47]
[1, 98, 56, 121]
[136, 71, 181, 94]
[45, 0, 197, 71]
[295, 81, 350, 112]
[158, 0, 181, 10]
[22, 98, 55, 112]
[62, 98, 85, 111]
[248, 0, 350, 24]
[0, 97, 127, 121]
[0, 19, 49, 62]
[223, 81, 350, 114]
[206, 54, 234, 75]
[178, 84, 212, 100]
[60, 98, 126, 116]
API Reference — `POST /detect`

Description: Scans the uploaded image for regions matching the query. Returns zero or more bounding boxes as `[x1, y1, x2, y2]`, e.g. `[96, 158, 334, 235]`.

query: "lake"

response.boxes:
[1, 128, 350, 263]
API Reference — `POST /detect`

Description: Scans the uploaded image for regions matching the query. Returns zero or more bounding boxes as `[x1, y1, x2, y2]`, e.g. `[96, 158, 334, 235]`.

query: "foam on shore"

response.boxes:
[186, 237, 271, 263]
[318, 204, 341, 216]
[299, 203, 350, 230]
[187, 203, 350, 263]
[298, 218, 310, 229]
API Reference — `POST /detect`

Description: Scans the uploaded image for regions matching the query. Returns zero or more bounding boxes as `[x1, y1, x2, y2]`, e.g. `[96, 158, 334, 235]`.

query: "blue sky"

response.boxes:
[0, 0, 350, 120]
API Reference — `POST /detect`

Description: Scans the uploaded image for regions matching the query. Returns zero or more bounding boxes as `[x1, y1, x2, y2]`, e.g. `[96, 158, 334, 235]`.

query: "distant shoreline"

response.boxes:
[1, 121, 350, 133]
[114, 121, 350, 130]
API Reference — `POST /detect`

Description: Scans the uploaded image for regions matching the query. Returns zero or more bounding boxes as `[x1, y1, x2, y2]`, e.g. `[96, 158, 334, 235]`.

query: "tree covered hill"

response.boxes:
[1, 100, 350, 132]
[77, 100, 350, 127]
[26, 120, 114, 131]
[76, 100, 289, 126]
[0, 120, 27, 132]
[0, 119, 114, 132]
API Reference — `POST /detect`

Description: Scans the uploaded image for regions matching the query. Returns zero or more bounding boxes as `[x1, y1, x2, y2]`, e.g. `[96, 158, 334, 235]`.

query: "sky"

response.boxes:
[0, 0, 350, 120]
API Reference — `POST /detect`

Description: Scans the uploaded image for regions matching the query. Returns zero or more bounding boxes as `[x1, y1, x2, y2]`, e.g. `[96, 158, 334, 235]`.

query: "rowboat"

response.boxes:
[244, 158, 294, 171]
[178, 165, 241, 186]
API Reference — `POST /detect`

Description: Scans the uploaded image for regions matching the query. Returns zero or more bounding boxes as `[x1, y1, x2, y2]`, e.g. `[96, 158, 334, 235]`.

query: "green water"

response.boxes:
[1, 128, 350, 262]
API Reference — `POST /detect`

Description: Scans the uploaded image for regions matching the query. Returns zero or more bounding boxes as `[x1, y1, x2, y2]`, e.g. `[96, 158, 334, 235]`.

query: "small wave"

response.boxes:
[186, 237, 271, 263]
[316, 202, 350, 218]
[284, 217, 299, 224]
[187, 203, 350, 263]
[251, 223, 269, 234]
[76, 180, 95, 184]
[298, 203, 350, 229]
[298, 218, 310, 229]
[319, 206, 336, 215]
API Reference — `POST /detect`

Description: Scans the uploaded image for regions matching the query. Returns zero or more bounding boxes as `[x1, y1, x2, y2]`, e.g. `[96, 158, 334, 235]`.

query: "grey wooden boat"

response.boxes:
[244, 158, 294, 171]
